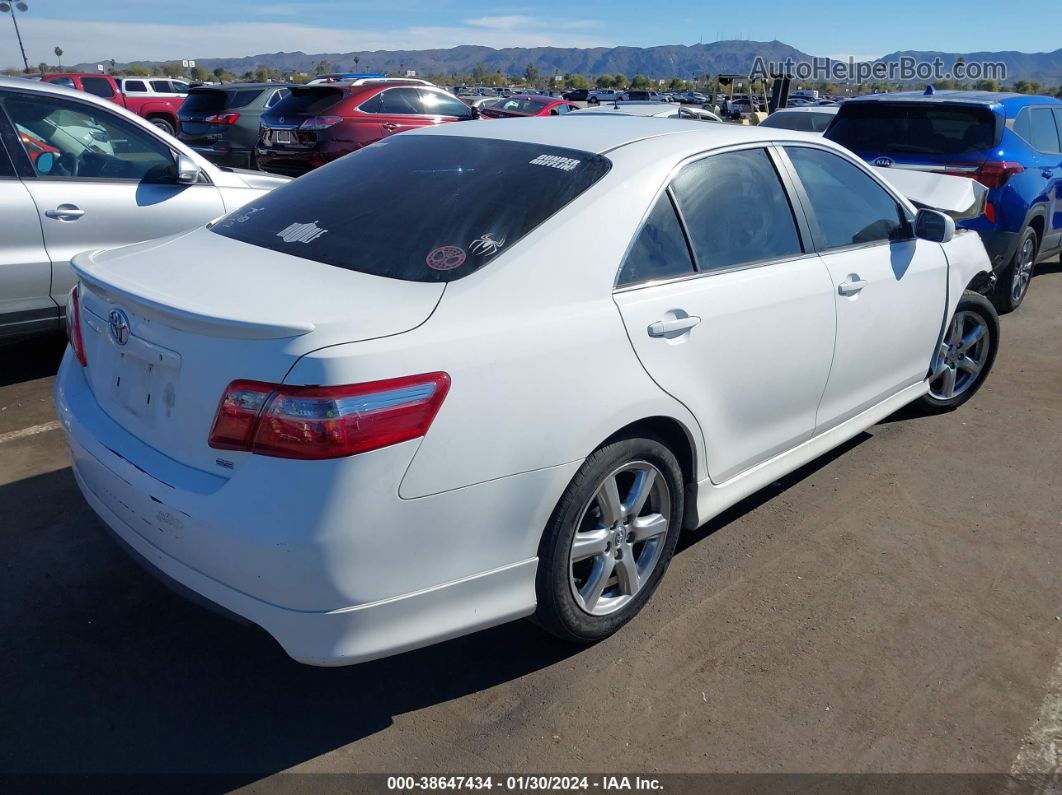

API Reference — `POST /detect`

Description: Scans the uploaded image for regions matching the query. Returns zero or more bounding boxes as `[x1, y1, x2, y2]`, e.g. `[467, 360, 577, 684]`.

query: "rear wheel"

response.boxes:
[918, 291, 999, 413]
[534, 435, 684, 643]
[992, 226, 1037, 313]
[148, 116, 175, 137]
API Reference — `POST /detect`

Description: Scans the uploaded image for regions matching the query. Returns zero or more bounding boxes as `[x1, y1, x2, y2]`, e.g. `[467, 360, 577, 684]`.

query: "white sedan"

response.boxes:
[56, 117, 999, 665]
[574, 101, 722, 122]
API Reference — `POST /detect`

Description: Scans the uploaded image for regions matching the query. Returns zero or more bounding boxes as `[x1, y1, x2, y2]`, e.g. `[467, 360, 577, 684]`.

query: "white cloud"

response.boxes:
[14, 18, 615, 65]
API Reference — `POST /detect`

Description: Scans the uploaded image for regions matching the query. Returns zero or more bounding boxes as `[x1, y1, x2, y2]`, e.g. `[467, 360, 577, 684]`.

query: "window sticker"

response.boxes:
[276, 221, 328, 244]
[529, 154, 581, 171]
[426, 245, 466, 271]
[469, 233, 506, 256]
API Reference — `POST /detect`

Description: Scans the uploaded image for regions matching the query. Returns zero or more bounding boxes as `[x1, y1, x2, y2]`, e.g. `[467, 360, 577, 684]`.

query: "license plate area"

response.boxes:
[111, 350, 169, 420]
[272, 129, 292, 144]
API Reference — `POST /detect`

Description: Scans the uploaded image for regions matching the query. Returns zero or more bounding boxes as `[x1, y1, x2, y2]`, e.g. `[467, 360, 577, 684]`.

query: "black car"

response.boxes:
[562, 88, 589, 102]
[178, 83, 294, 169]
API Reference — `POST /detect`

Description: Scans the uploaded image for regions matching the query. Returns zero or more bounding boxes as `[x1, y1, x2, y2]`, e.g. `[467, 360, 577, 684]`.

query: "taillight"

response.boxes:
[65, 284, 87, 367]
[975, 161, 1024, 189]
[937, 161, 1024, 189]
[208, 373, 450, 460]
[204, 112, 240, 124]
[983, 200, 996, 223]
[300, 115, 343, 130]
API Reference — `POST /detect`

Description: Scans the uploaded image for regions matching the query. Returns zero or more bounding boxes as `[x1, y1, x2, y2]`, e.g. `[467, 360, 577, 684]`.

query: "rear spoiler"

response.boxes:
[873, 166, 987, 222]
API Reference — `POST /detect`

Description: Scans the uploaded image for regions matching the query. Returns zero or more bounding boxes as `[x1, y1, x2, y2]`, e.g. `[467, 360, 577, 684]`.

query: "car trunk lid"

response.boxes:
[70, 227, 444, 473]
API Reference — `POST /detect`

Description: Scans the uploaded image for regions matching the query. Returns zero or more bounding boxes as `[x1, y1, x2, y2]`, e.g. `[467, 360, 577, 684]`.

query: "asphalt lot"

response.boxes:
[1, 263, 1060, 783]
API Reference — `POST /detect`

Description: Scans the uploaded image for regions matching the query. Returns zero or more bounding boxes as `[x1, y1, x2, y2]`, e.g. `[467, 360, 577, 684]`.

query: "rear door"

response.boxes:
[0, 106, 55, 336]
[613, 146, 837, 483]
[780, 145, 947, 430]
[1027, 107, 1062, 252]
[0, 89, 224, 306]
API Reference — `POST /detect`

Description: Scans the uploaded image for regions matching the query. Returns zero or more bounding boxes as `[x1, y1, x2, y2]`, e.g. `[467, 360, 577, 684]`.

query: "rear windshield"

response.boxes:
[211, 135, 611, 282]
[268, 87, 344, 116]
[826, 102, 1001, 155]
[182, 88, 263, 112]
[759, 110, 835, 132]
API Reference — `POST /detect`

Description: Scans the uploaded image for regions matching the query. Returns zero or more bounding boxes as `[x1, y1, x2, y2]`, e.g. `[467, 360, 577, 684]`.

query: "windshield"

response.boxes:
[491, 97, 549, 115]
[759, 111, 835, 132]
[211, 135, 611, 282]
[826, 102, 1001, 155]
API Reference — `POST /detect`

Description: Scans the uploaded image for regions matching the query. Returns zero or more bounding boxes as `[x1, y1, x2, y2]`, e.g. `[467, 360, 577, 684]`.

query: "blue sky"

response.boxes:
[5, 0, 1059, 65]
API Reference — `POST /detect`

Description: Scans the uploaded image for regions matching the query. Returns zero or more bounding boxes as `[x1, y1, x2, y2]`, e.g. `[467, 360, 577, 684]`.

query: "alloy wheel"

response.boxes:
[1011, 235, 1036, 303]
[928, 310, 991, 401]
[568, 461, 671, 616]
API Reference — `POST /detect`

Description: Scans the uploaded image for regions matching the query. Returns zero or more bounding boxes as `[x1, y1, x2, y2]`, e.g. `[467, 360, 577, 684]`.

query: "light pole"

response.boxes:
[0, 1, 30, 73]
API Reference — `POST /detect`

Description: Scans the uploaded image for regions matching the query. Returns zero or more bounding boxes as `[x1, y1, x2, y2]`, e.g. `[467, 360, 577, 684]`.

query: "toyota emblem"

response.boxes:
[108, 308, 130, 346]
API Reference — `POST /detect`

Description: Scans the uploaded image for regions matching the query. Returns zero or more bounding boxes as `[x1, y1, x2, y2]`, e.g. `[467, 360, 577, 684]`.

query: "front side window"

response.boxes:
[786, 146, 908, 249]
[670, 148, 803, 271]
[617, 192, 695, 287]
[2, 93, 176, 181]
[211, 136, 611, 282]
[80, 77, 115, 98]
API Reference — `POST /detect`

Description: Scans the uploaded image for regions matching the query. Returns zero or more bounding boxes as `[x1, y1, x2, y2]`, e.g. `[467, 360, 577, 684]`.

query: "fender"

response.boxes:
[131, 98, 180, 124]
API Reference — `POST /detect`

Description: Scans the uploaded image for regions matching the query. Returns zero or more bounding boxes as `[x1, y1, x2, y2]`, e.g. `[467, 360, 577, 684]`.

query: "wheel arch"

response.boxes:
[597, 415, 700, 529]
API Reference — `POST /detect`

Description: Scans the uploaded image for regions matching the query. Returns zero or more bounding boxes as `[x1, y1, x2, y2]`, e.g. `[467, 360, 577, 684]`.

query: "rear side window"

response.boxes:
[377, 87, 425, 115]
[81, 77, 115, 99]
[269, 87, 344, 116]
[124, 80, 147, 92]
[786, 146, 908, 249]
[419, 91, 474, 119]
[826, 103, 1000, 155]
[670, 148, 803, 271]
[1029, 107, 1061, 153]
[617, 193, 695, 287]
[47, 77, 75, 89]
[150, 80, 172, 92]
[211, 136, 611, 282]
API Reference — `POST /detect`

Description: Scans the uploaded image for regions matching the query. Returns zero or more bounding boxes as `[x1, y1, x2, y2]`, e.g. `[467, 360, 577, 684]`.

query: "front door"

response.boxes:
[781, 145, 948, 430]
[613, 147, 837, 483]
[0, 89, 224, 305]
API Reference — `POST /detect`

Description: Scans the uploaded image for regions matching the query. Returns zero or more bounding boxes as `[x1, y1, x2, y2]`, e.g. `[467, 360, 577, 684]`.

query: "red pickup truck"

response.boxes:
[40, 73, 183, 136]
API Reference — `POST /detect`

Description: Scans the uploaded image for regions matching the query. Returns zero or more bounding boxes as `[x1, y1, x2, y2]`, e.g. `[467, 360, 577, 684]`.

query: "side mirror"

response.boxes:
[914, 208, 955, 243]
[35, 151, 55, 174]
[470, 105, 480, 119]
[176, 154, 201, 184]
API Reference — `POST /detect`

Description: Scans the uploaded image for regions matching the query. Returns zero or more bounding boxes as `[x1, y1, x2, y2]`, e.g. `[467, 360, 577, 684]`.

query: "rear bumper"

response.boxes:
[255, 147, 341, 176]
[54, 350, 572, 665]
[959, 224, 1020, 272]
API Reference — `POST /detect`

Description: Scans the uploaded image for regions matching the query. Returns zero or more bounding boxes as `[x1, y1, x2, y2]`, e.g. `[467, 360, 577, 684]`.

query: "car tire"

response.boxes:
[149, 117, 175, 137]
[533, 434, 684, 644]
[917, 290, 999, 414]
[992, 226, 1038, 313]
[588, 97, 599, 105]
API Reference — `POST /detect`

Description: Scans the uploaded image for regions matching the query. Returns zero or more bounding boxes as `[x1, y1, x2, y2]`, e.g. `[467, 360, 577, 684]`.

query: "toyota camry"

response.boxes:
[56, 117, 999, 665]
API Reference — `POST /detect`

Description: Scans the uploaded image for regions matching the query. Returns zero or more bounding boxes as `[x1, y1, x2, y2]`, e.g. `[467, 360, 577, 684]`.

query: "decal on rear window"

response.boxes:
[529, 154, 582, 171]
[469, 233, 505, 256]
[425, 246, 466, 271]
[277, 221, 328, 244]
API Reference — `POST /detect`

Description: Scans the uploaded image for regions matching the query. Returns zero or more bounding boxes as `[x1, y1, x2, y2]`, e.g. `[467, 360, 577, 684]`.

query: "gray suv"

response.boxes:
[0, 78, 289, 340]
[178, 83, 293, 170]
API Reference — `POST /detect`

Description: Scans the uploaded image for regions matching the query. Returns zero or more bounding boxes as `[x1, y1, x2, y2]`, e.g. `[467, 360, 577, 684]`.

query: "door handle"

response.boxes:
[838, 278, 867, 296]
[45, 204, 85, 221]
[647, 316, 701, 337]
[383, 122, 398, 131]
[1043, 168, 1056, 179]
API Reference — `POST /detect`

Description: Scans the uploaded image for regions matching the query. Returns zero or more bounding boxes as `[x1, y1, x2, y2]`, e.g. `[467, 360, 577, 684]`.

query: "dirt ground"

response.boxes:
[1, 264, 1060, 784]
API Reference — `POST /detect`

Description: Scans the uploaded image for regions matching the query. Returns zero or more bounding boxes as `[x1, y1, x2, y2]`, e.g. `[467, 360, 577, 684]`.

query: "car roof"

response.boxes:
[572, 103, 675, 117]
[844, 90, 1062, 110]
[189, 82, 292, 91]
[407, 114, 824, 155]
[775, 105, 839, 114]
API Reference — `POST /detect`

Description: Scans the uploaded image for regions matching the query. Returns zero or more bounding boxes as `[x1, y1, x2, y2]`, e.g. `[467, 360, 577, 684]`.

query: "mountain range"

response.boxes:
[72, 40, 1062, 86]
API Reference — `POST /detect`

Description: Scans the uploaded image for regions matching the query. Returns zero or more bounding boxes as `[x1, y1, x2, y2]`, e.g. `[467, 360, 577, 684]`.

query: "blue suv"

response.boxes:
[825, 90, 1062, 311]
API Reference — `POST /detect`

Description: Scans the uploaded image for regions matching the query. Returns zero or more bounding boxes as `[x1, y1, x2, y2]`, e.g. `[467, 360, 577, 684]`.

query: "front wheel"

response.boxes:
[533, 435, 684, 643]
[992, 226, 1038, 313]
[917, 290, 999, 413]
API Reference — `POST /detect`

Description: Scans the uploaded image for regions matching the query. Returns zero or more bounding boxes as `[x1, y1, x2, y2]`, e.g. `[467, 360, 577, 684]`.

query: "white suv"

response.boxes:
[116, 78, 190, 98]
